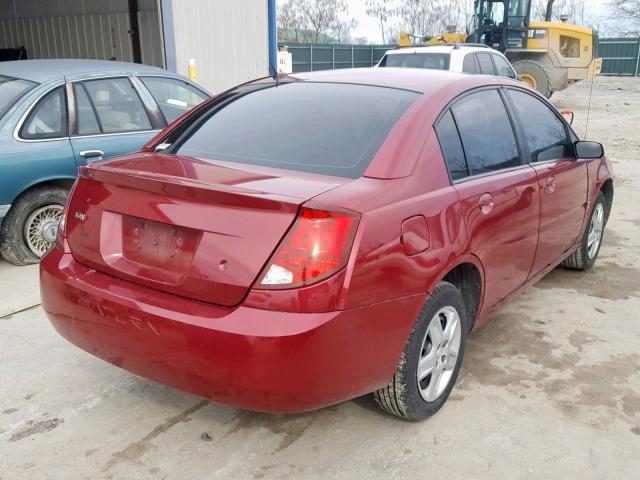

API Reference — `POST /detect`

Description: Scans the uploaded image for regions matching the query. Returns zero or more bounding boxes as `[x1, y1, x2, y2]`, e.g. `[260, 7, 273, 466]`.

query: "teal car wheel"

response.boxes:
[0, 186, 68, 265]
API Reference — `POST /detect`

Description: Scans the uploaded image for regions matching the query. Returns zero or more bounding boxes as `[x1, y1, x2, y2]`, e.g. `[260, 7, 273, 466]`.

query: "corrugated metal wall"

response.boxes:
[285, 44, 395, 72]
[169, 0, 269, 93]
[597, 38, 640, 76]
[0, 0, 164, 67]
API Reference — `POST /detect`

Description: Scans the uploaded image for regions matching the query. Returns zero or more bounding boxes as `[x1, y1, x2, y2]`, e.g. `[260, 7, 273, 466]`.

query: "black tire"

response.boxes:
[0, 186, 68, 266]
[374, 282, 469, 421]
[562, 191, 606, 271]
[512, 59, 553, 98]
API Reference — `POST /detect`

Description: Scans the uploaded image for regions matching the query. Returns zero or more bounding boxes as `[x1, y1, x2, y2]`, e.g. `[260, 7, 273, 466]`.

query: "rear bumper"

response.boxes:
[40, 247, 424, 413]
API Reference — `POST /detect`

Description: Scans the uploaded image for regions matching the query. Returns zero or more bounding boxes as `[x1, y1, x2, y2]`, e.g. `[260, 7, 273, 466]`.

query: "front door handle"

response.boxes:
[79, 150, 104, 159]
[544, 176, 557, 193]
[478, 193, 494, 215]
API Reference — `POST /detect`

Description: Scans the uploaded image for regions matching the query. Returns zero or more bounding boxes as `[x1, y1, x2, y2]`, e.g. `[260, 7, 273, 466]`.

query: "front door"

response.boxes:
[436, 88, 540, 310]
[505, 88, 588, 275]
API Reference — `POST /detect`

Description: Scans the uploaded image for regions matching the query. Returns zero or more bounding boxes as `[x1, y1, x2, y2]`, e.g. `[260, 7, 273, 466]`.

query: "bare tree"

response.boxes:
[331, 18, 358, 44]
[277, 0, 351, 43]
[277, 0, 305, 42]
[366, 0, 397, 43]
[298, 0, 348, 43]
[608, 0, 640, 35]
[531, 0, 587, 24]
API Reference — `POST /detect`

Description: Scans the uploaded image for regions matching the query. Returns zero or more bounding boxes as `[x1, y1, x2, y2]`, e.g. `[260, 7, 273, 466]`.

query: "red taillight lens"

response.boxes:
[54, 181, 77, 250]
[257, 207, 359, 289]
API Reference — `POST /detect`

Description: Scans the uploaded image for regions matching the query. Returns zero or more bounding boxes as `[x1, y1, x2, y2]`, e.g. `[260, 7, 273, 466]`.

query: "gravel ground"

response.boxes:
[1, 76, 639, 480]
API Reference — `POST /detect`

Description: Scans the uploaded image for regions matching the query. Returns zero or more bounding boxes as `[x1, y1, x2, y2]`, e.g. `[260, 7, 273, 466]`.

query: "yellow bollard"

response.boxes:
[188, 58, 197, 83]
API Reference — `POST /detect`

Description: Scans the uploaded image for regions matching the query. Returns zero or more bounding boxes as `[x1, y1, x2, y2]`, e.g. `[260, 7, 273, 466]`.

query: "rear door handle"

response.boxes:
[478, 193, 494, 215]
[544, 176, 556, 193]
[79, 150, 104, 159]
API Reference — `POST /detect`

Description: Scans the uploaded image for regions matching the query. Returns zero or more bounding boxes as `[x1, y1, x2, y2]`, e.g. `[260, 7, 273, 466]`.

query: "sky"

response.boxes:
[345, 0, 616, 43]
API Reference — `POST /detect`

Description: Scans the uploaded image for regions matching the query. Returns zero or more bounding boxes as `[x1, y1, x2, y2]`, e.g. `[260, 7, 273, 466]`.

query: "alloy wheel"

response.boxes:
[587, 203, 604, 259]
[417, 306, 462, 402]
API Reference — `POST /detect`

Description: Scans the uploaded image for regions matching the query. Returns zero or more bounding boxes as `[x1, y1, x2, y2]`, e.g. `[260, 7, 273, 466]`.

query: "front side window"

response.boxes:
[0, 76, 37, 120]
[508, 89, 572, 163]
[477, 53, 496, 75]
[380, 53, 451, 70]
[435, 110, 468, 180]
[451, 90, 520, 175]
[174, 82, 419, 179]
[20, 87, 67, 139]
[82, 78, 151, 133]
[492, 54, 516, 78]
[140, 76, 207, 124]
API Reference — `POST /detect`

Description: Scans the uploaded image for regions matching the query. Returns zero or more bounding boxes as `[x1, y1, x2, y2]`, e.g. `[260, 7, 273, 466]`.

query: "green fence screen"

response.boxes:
[597, 38, 640, 76]
[284, 38, 640, 76]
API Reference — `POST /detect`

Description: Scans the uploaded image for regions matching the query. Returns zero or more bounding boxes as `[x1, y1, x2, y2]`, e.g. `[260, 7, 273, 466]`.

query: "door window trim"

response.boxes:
[433, 85, 528, 185]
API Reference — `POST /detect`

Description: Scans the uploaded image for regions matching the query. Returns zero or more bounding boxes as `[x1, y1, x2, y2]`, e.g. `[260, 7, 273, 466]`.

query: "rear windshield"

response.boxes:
[0, 75, 37, 120]
[379, 53, 451, 70]
[174, 82, 419, 178]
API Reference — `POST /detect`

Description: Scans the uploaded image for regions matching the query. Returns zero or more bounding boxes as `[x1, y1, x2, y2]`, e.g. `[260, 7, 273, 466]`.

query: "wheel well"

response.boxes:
[13, 179, 75, 203]
[442, 263, 482, 330]
[600, 179, 614, 224]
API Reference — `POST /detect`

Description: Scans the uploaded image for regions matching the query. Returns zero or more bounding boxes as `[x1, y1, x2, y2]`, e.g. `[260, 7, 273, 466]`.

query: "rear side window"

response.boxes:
[175, 82, 419, 178]
[477, 53, 496, 75]
[434, 111, 468, 180]
[462, 54, 480, 74]
[492, 54, 516, 79]
[140, 76, 207, 124]
[451, 90, 520, 175]
[507, 89, 572, 162]
[380, 53, 451, 70]
[20, 86, 67, 139]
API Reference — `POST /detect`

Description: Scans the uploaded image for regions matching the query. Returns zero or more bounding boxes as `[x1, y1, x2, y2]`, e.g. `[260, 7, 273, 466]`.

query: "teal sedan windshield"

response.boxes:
[0, 76, 37, 120]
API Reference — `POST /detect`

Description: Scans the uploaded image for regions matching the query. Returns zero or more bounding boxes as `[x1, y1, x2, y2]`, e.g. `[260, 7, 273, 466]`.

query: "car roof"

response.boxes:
[384, 45, 496, 55]
[0, 59, 170, 83]
[284, 67, 509, 95]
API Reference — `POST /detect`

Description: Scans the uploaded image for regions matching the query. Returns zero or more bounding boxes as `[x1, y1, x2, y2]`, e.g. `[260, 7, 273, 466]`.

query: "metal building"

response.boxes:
[0, 0, 277, 92]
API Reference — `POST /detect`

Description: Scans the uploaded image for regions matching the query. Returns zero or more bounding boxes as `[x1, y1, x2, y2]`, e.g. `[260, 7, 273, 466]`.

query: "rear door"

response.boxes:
[505, 88, 588, 275]
[69, 77, 162, 165]
[435, 88, 540, 310]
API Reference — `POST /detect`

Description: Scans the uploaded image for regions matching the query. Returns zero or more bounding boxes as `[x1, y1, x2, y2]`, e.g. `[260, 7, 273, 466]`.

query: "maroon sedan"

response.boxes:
[41, 68, 613, 421]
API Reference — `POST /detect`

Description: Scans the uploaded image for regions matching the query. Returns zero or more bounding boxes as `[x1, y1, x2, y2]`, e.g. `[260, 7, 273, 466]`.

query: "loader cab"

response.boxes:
[468, 0, 533, 52]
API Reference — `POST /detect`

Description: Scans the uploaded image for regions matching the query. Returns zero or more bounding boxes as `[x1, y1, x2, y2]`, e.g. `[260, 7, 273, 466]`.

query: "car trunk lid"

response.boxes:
[65, 153, 349, 306]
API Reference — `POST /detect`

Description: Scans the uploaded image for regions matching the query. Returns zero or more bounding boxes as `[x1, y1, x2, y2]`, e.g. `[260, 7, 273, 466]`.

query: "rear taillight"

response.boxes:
[55, 181, 76, 250]
[257, 207, 359, 289]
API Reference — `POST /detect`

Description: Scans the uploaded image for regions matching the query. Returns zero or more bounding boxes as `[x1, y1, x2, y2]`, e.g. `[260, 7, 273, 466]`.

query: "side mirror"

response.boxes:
[560, 109, 574, 125]
[574, 140, 604, 159]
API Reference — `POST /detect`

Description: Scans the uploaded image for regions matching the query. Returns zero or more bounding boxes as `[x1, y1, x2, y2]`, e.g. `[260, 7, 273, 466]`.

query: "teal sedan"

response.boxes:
[0, 60, 209, 265]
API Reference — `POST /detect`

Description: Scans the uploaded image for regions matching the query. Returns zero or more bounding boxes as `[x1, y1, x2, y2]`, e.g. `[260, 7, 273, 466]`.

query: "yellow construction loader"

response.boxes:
[400, 0, 602, 97]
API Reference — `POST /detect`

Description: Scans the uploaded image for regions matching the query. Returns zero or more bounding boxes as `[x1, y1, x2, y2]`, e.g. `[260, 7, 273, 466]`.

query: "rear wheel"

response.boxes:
[374, 282, 468, 421]
[562, 191, 606, 271]
[0, 186, 68, 265]
[513, 59, 553, 98]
